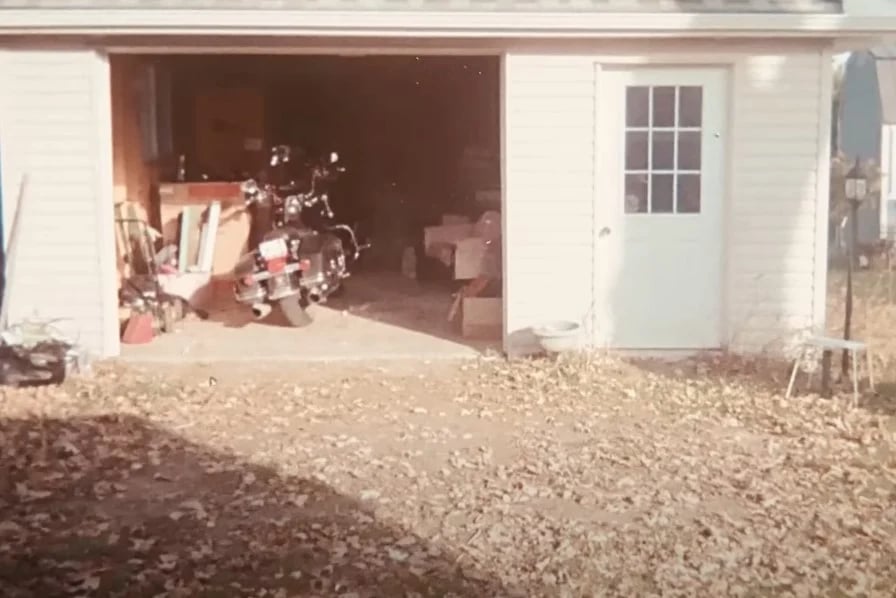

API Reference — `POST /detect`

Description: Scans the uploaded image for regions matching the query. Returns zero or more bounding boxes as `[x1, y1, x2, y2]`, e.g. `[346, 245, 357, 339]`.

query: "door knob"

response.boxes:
[599, 226, 612, 238]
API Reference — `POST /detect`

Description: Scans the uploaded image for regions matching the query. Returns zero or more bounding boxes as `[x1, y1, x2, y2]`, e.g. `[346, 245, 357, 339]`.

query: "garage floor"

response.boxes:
[120, 272, 501, 362]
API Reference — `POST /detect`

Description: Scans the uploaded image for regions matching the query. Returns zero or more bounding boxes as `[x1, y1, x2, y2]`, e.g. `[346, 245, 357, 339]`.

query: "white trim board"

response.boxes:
[103, 45, 504, 56]
[499, 52, 510, 355]
[4, 11, 896, 38]
[92, 49, 120, 358]
[813, 46, 834, 333]
[97, 37, 832, 55]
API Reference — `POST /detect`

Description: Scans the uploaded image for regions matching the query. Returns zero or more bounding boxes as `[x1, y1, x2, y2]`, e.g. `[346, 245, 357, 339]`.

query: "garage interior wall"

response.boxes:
[111, 55, 158, 285]
[503, 40, 830, 355]
[0, 49, 118, 357]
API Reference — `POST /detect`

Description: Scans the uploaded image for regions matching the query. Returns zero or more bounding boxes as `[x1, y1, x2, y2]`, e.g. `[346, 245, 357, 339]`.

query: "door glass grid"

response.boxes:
[623, 85, 703, 214]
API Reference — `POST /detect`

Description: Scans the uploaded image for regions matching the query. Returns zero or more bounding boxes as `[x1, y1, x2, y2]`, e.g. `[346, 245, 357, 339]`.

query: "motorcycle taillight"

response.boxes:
[266, 257, 287, 273]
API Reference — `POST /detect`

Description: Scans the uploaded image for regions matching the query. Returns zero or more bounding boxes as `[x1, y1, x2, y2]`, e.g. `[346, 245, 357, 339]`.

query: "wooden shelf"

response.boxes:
[158, 181, 244, 206]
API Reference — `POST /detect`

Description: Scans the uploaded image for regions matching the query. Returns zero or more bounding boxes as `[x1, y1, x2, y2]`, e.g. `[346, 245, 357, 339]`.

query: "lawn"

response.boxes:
[1, 350, 895, 597]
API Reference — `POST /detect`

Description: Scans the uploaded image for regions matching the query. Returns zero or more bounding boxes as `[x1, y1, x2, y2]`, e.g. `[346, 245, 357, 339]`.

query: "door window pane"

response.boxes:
[677, 174, 701, 213]
[652, 131, 675, 170]
[652, 86, 676, 127]
[626, 86, 650, 127]
[625, 131, 649, 170]
[677, 131, 702, 171]
[652, 174, 674, 213]
[679, 86, 703, 127]
[624, 174, 649, 214]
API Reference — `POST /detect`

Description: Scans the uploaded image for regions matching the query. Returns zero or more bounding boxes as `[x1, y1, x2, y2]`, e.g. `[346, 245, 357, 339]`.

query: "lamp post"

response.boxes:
[842, 158, 869, 376]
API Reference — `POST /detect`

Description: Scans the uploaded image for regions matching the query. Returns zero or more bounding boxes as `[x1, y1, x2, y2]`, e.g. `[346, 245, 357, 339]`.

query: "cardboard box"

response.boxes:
[456, 238, 502, 280]
[442, 214, 471, 225]
[475, 190, 501, 205]
[423, 223, 474, 257]
[432, 243, 454, 269]
[462, 297, 502, 340]
[454, 237, 489, 280]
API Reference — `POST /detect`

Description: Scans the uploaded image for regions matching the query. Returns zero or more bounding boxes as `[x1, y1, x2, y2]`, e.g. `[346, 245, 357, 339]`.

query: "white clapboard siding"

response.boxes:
[727, 52, 829, 353]
[503, 42, 830, 356]
[503, 54, 597, 355]
[0, 50, 117, 357]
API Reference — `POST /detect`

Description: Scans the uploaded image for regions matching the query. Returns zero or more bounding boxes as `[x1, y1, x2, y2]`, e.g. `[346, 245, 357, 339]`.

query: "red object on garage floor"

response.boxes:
[121, 313, 155, 344]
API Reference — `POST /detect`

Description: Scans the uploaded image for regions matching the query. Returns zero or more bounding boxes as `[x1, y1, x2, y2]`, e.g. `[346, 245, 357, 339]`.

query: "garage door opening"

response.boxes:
[110, 53, 503, 361]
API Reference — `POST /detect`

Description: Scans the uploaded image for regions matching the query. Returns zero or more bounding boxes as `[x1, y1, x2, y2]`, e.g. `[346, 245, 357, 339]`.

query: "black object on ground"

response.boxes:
[0, 340, 71, 388]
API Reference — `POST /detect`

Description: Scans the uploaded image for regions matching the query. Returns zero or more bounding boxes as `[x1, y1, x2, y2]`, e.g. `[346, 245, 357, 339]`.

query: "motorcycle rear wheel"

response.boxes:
[278, 296, 313, 327]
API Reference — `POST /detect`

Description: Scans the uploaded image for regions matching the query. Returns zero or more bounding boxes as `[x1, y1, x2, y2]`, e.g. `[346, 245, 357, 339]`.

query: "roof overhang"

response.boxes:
[1, 10, 895, 39]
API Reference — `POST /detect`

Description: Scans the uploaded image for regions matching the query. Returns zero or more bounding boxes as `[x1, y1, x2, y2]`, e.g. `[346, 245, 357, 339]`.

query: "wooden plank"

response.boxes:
[185, 205, 204, 272]
[158, 182, 242, 205]
[197, 201, 221, 273]
[177, 206, 195, 273]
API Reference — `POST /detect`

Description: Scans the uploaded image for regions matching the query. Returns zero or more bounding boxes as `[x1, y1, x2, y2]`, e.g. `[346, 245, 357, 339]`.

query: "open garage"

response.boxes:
[108, 51, 503, 360]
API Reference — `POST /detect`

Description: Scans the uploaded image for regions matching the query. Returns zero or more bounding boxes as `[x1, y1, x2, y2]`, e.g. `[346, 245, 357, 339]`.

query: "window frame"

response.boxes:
[622, 84, 704, 215]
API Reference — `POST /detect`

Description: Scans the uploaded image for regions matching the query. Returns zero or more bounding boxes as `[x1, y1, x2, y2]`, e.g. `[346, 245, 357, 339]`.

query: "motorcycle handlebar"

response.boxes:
[299, 194, 334, 218]
[240, 157, 344, 209]
[240, 179, 265, 205]
[320, 196, 335, 219]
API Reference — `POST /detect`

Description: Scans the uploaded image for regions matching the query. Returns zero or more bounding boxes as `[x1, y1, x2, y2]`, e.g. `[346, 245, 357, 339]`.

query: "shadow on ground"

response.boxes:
[0, 414, 519, 597]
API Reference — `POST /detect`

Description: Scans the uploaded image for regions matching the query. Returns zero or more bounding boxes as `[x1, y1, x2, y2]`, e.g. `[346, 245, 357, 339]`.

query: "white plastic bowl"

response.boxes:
[532, 320, 583, 354]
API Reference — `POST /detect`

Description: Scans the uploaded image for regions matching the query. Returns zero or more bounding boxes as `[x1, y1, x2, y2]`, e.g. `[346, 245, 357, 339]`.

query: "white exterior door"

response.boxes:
[596, 67, 727, 349]
[0, 50, 118, 357]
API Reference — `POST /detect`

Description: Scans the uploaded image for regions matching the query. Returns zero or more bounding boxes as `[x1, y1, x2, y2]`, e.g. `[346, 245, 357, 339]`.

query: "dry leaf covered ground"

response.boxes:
[827, 268, 896, 396]
[2, 355, 896, 598]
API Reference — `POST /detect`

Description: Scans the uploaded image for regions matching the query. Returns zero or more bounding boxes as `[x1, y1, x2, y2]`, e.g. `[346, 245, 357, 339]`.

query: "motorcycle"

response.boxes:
[232, 145, 368, 327]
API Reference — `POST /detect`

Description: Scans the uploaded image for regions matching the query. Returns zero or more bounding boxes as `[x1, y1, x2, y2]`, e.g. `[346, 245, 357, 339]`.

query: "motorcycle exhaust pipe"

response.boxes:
[308, 293, 322, 304]
[251, 303, 272, 319]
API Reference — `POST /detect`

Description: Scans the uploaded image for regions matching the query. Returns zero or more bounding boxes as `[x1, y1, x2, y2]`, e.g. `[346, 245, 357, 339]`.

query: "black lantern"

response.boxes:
[845, 159, 868, 203]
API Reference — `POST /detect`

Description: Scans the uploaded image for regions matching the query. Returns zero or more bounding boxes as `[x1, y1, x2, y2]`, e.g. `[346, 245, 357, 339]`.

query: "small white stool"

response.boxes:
[786, 335, 875, 407]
